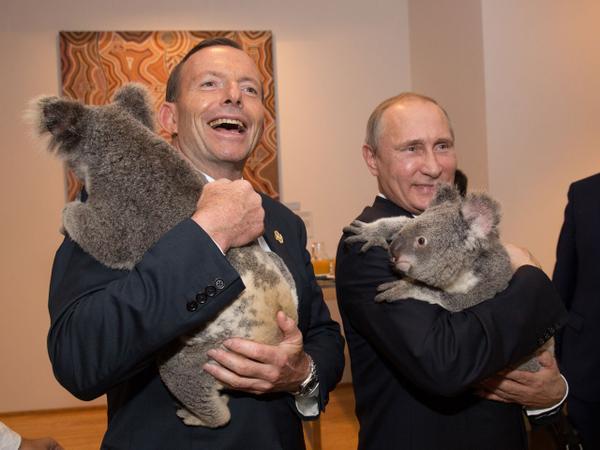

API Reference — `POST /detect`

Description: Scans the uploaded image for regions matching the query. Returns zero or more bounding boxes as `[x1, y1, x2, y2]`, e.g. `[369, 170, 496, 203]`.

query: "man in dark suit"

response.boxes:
[553, 172, 600, 449]
[47, 38, 344, 449]
[336, 93, 568, 450]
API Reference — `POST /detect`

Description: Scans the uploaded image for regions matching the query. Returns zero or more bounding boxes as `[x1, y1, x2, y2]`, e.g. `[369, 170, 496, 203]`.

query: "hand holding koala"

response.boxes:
[193, 179, 265, 252]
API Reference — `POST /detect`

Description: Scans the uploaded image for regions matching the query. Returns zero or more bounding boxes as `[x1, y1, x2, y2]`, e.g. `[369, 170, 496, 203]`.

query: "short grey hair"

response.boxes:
[365, 92, 454, 151]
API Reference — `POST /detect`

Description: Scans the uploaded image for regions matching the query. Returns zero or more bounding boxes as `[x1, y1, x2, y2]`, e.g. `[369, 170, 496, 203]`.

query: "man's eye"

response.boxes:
[200, 81, 216, 88]
[243, 86, 259, 95]
[405, 145, 417, 152]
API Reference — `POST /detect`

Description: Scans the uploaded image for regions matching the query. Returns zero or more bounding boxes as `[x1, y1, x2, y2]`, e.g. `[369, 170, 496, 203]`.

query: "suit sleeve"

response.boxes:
[291, 214, 345, 413]
[552, 184, 577, 311]
[47, 218, 245, 400]
[336, 236, 566, 397]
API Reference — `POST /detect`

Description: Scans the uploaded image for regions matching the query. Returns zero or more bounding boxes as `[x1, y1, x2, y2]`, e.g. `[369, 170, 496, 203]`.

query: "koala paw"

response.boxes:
[177, 408, 207, 426]
[374, 280, 411, 302]
[344, 220, 390, 252]
[176, 404, 231, 428]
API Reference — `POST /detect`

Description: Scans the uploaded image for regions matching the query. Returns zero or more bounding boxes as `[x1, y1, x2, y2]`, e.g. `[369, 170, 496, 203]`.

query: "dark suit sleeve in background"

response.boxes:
[552, 184, 577, 311]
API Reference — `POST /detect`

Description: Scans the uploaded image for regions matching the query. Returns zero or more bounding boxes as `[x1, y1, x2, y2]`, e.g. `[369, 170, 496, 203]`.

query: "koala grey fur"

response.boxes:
[344, 184, 549, 372]
[31, 83, 298, 427]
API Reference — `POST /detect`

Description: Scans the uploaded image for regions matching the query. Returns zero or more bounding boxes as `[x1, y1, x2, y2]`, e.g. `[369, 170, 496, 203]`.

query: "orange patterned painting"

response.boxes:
[59, 30, 279, 201]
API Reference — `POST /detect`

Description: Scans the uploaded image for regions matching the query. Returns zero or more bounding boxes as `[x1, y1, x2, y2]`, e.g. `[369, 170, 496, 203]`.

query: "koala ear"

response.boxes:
[429, 183, 460, 207]
[461, 192, 501, 240]
[112, 83, 155, 131]
[32, 96, 86, 153]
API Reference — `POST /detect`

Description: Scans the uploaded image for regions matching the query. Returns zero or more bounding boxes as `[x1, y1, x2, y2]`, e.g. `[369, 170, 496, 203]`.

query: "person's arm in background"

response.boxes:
[552, 184, 577, 313]
[0, 421, 64, 450]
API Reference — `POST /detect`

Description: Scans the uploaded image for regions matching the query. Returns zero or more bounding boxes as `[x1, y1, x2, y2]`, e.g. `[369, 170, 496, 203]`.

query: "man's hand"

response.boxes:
[474, 350, 566, 409]
[20, 437, 64, 450]
[203, 311, 311, 395]
[503, 242, 542, 271]
[192, 179, 264, 252]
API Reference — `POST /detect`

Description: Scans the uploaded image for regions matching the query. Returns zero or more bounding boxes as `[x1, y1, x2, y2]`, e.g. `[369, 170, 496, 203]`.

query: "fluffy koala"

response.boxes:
[31, 83, 298, 427]
[344, 184, 548, 371]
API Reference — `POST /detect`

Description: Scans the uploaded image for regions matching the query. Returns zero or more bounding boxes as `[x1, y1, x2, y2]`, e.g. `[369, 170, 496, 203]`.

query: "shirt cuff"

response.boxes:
[294, 385, 320, 417]
[0, 421, 22, 450]
[525, 374, 569, 416]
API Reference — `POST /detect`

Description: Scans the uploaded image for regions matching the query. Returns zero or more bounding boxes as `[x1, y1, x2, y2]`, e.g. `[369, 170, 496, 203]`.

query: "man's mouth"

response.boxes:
[413, 184, 435, 192]
[208, 118, 247, 133]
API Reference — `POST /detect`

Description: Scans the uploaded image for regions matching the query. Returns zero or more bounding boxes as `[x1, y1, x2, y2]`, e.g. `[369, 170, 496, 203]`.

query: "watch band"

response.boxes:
[292, 355, 319, 396]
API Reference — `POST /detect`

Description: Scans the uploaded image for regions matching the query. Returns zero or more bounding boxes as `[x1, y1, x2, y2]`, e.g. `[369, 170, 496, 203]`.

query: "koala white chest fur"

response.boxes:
[32, 83, 298, 428]
[344, 184, 548, 372]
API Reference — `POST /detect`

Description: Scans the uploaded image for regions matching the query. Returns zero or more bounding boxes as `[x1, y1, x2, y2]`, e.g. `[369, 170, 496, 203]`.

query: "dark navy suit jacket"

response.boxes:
[336, 196, 567, 450]
[553, 173, 600, 401]
[47, 194, 344, 450]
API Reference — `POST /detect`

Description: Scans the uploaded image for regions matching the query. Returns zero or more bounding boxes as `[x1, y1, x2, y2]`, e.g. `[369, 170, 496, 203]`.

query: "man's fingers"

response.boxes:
[277, 311, 301, 341]
[503, 242, 541, 270]
[478, 376, 528, 399]
[499, 370, 533, 384]
[203, 361, 271, 394]
[207, 347, 271, 378]
[221, 338, 277, 364]
[192, 179, 265, 251]
[474, 389, 511, 403]
[536, 350, 555, 367]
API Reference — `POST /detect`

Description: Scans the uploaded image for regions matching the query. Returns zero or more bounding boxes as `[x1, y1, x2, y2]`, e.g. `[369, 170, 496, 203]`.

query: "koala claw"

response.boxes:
[346, 236, 389, 253]
[344, 220, 390, 253]
[343, 220, 368, 238]
[374, 280, 410, 303]
[375, 289, 398, 303]
[377, 281, 400, 292]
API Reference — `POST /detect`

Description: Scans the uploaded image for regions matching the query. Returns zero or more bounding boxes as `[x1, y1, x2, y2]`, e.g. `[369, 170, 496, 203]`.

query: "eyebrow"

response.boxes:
[398, 139, 424, 148]
[396, 137, 454, 148]
[196, 71, 261, 85]
[193, 71, 263, 95]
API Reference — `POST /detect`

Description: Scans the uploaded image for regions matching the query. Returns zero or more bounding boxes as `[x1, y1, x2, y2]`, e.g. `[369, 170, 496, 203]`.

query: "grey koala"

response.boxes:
[31, 83, 298, 428]
[344, 184, 549, 371]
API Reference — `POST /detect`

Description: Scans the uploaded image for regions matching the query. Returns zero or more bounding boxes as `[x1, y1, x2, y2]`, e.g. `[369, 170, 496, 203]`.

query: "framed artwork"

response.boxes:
[59, 30, 279, 201]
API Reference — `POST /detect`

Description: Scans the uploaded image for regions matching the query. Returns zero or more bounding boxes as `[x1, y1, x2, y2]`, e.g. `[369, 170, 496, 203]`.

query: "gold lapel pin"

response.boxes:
[274, 230, 284, 244]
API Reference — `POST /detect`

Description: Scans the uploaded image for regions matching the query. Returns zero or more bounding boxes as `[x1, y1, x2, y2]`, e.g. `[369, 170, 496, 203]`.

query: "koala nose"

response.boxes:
[389, 235, 404, 259]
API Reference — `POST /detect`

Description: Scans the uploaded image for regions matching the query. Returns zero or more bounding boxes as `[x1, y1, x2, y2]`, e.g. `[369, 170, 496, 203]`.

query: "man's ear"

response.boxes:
[158, 102, 178, 135]
[362, 144, 379, 177]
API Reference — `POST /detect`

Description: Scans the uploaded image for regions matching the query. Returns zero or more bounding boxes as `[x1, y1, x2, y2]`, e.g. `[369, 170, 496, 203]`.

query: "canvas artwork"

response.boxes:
[59, 30, 279, 201]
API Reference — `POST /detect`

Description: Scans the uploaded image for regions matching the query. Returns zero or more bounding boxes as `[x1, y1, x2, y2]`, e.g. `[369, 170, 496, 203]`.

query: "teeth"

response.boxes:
[208, 118, 246, 130]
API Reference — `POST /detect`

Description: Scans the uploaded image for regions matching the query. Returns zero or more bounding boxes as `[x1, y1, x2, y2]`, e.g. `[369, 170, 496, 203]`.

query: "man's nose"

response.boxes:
[421, 150, 443, 178]
[223, 82, 242, 108]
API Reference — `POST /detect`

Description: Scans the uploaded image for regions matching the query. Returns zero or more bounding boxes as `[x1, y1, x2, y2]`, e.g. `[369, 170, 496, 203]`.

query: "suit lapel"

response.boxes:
[262, 198, 311, 332]
[263, 213, 294, 265]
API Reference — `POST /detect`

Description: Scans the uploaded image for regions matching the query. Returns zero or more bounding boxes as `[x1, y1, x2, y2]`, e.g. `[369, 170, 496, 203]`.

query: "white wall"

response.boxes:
[481, 0, 600, 273]
[0, 0, 410, 412]
[409, 0, 489, 192]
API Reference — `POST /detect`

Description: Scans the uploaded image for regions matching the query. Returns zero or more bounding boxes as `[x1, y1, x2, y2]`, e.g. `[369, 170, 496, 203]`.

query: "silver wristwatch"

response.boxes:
[293, 355, 319, 397]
